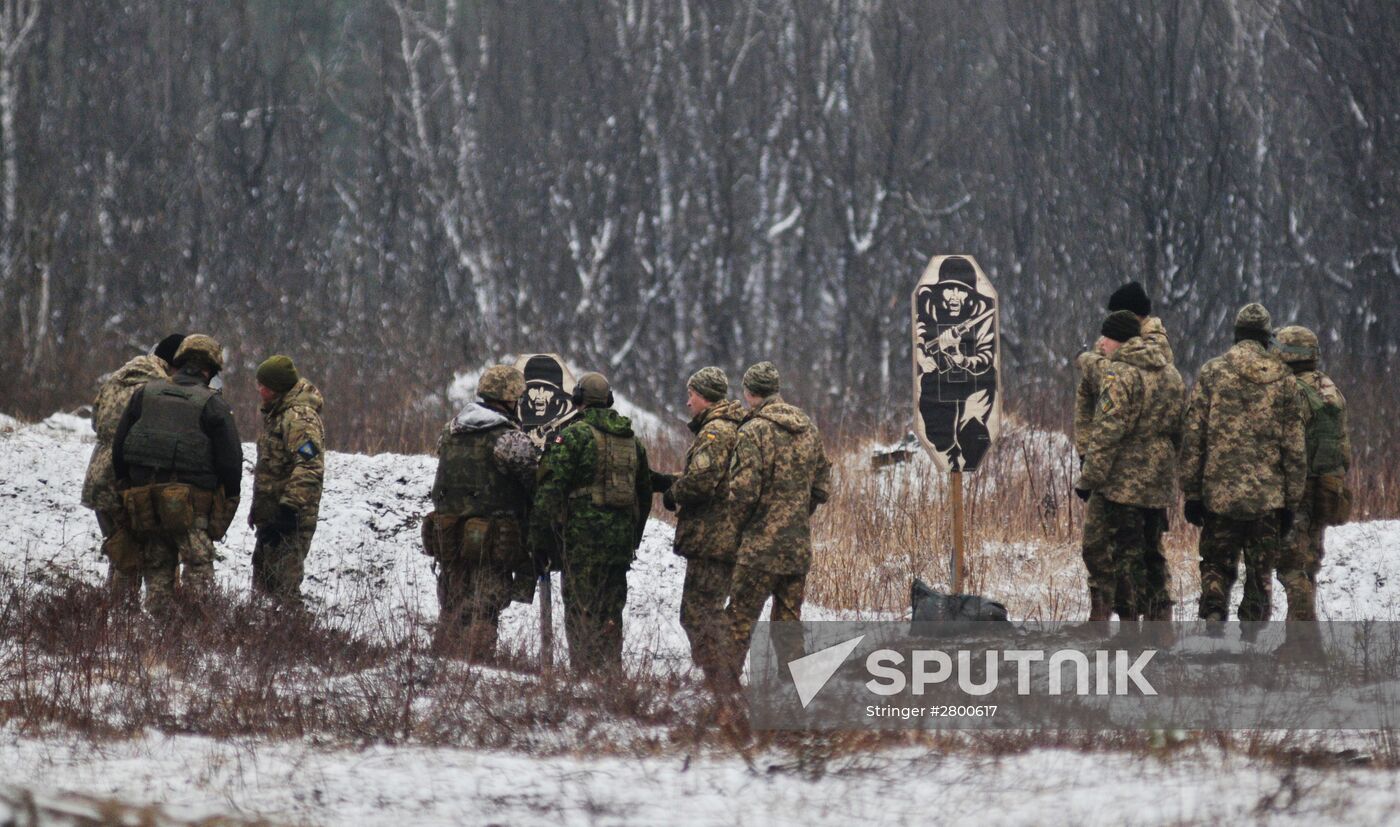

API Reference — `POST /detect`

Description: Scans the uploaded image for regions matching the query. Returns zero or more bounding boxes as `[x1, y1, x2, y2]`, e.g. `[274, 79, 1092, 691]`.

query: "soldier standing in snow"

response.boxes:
[529, 372, 652, 672]
[426, 365, 538, 659]
[249, 356, 326, 612]
[82, 333, 184, 601]
[1181, 304, 1307, 630]
[112, 335, 243, 613]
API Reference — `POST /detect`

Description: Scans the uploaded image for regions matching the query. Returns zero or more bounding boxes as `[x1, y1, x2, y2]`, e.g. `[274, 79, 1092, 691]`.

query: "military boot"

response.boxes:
[1067, 590, 1113, 637]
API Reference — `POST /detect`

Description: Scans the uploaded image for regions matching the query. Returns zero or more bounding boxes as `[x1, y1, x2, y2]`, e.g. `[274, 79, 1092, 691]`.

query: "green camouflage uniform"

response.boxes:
[250, 379, 326, 610]
[1075, 335, 1185, 619]
[530, 407, 651, 671]
[671, 398, 745, 683]
[1181, 340, 1307, 621]
[1278, 369, 1350, 621]
[83, 354, 170, 596]
[724, 395, 831, 672]
[1074, 316, 1177, 619]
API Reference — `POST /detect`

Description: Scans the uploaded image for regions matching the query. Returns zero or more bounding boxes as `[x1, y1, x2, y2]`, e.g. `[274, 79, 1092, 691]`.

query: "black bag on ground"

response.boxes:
[910, 578, 1010, 625]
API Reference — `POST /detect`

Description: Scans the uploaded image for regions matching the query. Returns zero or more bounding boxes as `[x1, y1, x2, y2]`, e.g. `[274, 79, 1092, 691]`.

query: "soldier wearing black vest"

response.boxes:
[112, 334, 243, 613]
[425, 365, 539, 660]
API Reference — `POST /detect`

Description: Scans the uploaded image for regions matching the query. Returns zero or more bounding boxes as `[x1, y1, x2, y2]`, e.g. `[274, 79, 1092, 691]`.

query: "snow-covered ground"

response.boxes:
[4, 413, 1400, 825]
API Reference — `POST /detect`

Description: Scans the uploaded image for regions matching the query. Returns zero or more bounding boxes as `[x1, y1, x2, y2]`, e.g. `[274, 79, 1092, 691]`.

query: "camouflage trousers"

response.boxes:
[252, 527, 315, 611]
[1198, 510, 1282, 622]
[1277, 505, 1324, 622]
[1082, 493, 1172, 619]
[435, 553, 514, 660]
[561, 560, 629, 672]
[95, 509, 141, 604]
[725, 563, 806, 681]
[135, 517, 216, 615]
[679, 556, 735, 685]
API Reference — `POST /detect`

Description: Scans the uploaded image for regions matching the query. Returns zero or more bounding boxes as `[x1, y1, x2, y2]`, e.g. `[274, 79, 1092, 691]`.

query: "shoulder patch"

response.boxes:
[296, 441, 320, 460]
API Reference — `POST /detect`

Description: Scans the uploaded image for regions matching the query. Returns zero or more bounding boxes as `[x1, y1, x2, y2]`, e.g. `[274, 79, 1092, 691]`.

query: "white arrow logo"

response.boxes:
[787, 634, 866, 709]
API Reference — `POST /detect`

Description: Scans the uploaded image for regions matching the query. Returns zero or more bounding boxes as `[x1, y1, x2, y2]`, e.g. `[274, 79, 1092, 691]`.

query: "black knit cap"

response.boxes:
[1101, 310, 1141, 343]
[152, 333, 186, 365]
[1107, 282, 1152, 317]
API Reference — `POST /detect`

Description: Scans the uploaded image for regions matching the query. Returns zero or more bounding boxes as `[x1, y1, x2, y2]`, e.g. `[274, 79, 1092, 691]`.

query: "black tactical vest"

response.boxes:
[431, 427, 527, 517]
[121, 380, 219, 489]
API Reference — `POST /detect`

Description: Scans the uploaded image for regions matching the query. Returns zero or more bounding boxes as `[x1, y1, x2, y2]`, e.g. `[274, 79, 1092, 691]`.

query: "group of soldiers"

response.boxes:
[81, 334, 326, 615]
[424, 361, 830, 684]
[1073, 282, 1351, 639]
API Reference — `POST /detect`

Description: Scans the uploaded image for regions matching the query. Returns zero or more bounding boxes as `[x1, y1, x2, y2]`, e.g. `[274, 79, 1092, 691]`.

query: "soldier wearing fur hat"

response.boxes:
[250, 355, 326, 612]
[112, 334, 243, 613]
[425, 364, 539, 660]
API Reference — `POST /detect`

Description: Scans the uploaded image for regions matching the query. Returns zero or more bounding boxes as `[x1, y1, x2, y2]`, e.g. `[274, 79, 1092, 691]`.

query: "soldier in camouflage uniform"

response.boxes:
[82, 333, 183, 600]
[529, 372, 652, 672]
[1075, 311, 1186, 623]
[723, 363, 831, 681]
[112, 335, 243, 613]
[1181, 304, 1307, 627]
[662, 367, 745, 685]
[1273, 326, 1351, 624]
[249, 356, 325, 612]
[426, 365, 537, 659]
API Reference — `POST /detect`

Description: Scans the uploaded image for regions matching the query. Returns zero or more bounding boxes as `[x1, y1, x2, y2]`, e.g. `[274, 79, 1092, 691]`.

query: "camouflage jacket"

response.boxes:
[1294, 369, 1351, 476]
[431, 402, 538, 516]
[82, 355, 169, 512]
[672, 399, 745, 560]
[251, 379, 325, 529]
[1073, 316, 1174, 457]
[1180, 340, 1307, 516]
[1075, 337, 1186, 509]
[529, 407, 651, 568]
[726, 395, 832, 575]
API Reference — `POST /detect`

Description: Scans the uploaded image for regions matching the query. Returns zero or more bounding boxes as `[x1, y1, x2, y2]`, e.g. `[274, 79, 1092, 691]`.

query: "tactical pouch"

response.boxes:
[155, 484, 195, 534]
[461, 517, 494, 562]
[421, 512, 465, 560]
[101, 515, 143, 572]
[1314, 474, 1353, 526]
[207, 488, 237, 542]
[588, 426, 639, 510]
[122, 485, 160, 536]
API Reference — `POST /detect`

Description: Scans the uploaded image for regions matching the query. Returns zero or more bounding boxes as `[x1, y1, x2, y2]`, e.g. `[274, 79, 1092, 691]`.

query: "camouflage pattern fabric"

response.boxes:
[1278, 497, 1324, 621]
[672, 399, 745, 560]
[1073, 349, 1108, 457]
[252, 527, 315, 611]
[679, 556, 735, 684]
[725, 395, 831, 575]
[83, 355, 170, 513]
[1139, 315, 1175, 364]
[1101, 500, 1168, 620]
[251, 378, 326, 529]
[1198, 510, 1282, 622]
[434, 532, 516, 660]
[561, 559, 629, 671]
[1295, 369, 1351, 473]
[1180, 340, 1307, 517]
[136, 516, 216, 615]
[1076, 335, 1186, 509]
[725, 563, 806, 679]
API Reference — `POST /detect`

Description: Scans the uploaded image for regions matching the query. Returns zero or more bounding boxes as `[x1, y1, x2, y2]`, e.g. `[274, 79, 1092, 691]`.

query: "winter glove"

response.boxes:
[1074, 487, 1090, 502]
[650, 471, 678, 494]
[1184, 499, 1206, 527]
[1277, 508, 1295, 537]
[257, 505, 299, 546]
[662, 488, 677, 512]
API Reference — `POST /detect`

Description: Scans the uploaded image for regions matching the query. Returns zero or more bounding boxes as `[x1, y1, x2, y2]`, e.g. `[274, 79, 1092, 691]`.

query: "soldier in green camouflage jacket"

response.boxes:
[664, 367, 745, 685]
[250, 356, 325, 611]
[1181, 304, 1307, 625]
[1075, 311, 1186, 622]
[82, 334, 183, 598]
[529, 372, 651, 672]
[723, 363, 831, 683]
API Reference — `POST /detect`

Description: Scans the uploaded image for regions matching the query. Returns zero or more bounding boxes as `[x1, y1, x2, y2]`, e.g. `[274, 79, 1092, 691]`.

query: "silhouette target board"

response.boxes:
[911, 255, 1002, 473]
[514, 353, 577, 447]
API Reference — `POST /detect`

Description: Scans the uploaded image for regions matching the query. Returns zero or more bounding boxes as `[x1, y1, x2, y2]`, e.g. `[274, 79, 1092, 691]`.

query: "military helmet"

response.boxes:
[478, 364, 526, 404]
[172, 333, 224, 374]
[1275, 325, 1320, 365]
[573, 372, 613, 406]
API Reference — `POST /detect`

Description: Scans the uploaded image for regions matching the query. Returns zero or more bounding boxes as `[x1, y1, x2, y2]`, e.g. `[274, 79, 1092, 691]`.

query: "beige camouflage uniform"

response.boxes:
[671, 398, 745, 683]
[83, 354, 169, 595]
[1181, 322, 1307, 622]
[1075, 334, 1185, 619]
[251, 379, 325, 609]
[724, 393, 831, 674]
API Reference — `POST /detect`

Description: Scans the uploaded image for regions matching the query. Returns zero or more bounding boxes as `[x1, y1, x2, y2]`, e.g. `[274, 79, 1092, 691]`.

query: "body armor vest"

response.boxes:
[121, 380, 218, 489]
[431, 427, 526, 517]
[1298, 380, 1347, 477]
[574, 425, 638, 511]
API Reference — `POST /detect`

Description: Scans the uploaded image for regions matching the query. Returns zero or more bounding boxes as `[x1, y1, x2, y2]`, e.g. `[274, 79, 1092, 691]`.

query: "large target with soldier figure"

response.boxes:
[514, 353, 577, 448]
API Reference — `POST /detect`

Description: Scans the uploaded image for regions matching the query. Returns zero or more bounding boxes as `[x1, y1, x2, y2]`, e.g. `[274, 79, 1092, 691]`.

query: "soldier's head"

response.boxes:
[256, 355, 299, 404]
[1233, 303, 1272, 346]
[1107, 282, 1152, 320]
[572, 372, 613, 409]
[477, 364, 526, 413]
[172, 334, 224, 380]
[935, 257, 978, 317]
[741, 361, 780, 407]
[1274, 326, 1320, 373]
[151, 333, 186, 367]
[686, 366, 728, 417]
[1098, 310, 1140, 357]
